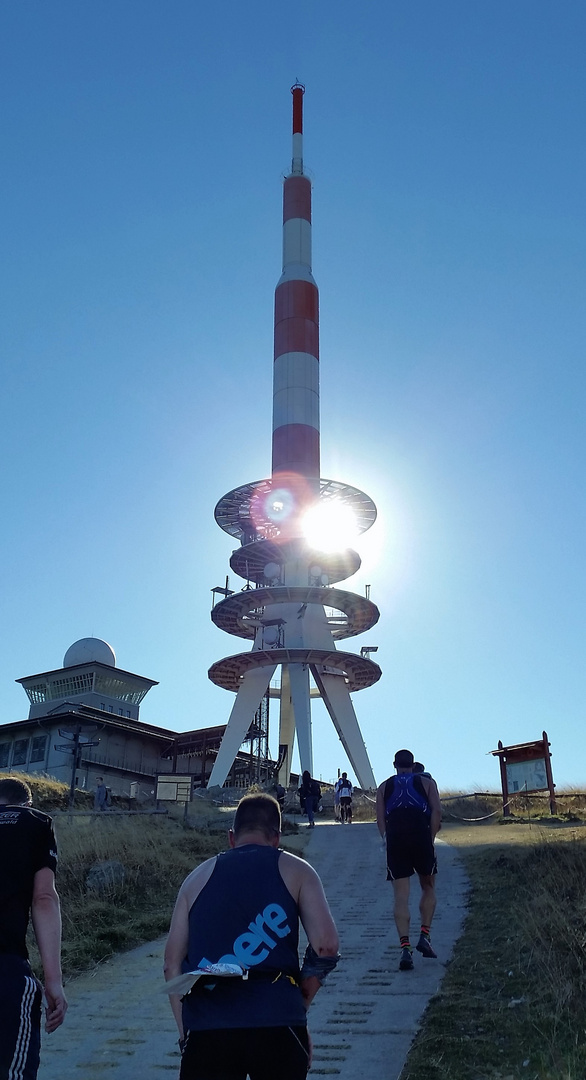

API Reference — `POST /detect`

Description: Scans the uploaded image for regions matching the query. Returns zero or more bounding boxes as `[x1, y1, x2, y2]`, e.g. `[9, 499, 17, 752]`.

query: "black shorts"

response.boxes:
[180, 1026, 310, 1080]
[0, 955, 42, 1080]
[386, 831, 437, 881]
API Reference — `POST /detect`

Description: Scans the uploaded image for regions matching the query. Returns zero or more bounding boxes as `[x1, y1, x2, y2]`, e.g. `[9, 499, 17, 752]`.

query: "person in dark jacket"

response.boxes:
[0, 776, 67, 1080]
[298, 771, 320, 828]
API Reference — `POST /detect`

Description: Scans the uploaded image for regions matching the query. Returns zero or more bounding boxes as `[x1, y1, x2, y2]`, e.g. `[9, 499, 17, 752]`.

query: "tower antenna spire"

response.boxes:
[291, 81, 305, 175]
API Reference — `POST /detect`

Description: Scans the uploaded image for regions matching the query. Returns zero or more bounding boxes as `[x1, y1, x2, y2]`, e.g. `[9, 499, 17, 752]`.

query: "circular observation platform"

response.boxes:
[211, 585, 380, 641]
[229, 538, 361, 586]
[215, 477, 377, 541]
[208, 648, 382, 693]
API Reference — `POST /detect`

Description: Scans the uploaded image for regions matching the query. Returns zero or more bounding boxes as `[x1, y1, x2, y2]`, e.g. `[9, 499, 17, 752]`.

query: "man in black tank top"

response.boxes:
[376, 749, 442, 972]
[164, 793, 340, 1080]
[0, 776, 67, 1080]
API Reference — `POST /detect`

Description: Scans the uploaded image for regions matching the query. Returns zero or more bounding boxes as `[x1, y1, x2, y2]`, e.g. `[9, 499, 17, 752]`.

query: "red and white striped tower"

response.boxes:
[208, 87, 380, 791]
[272, 83, 320, 496]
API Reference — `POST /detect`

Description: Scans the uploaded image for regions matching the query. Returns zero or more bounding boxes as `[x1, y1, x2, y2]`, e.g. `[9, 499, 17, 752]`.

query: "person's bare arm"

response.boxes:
[31, 867, 67, 1033]
[376, 782, 387, 839]
[164, 888, 190, 1038]
[423, 778, 442, 839]
[281, 853, 339, 1008]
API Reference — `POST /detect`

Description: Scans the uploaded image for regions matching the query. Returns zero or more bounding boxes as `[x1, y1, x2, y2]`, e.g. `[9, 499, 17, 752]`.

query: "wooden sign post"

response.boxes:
[491, 730, 556, 816]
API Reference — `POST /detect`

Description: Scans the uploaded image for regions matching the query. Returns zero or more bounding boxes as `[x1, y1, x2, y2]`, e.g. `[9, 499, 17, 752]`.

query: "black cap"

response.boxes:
[393, 749, 414, 769]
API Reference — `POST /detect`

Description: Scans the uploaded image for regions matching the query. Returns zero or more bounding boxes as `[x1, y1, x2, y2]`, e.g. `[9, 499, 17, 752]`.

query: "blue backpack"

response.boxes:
[384, 774, 429, 819]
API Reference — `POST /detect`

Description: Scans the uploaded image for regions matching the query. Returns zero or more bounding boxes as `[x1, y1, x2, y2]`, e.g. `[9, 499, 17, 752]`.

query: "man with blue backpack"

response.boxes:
[376, 749, 442, 971]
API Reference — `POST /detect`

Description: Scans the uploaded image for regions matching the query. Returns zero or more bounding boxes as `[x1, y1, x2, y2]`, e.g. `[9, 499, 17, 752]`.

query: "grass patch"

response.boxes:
[42, 812, 222, 976]
[0, 770, 94, 810]
[401, 822, 586, 1080]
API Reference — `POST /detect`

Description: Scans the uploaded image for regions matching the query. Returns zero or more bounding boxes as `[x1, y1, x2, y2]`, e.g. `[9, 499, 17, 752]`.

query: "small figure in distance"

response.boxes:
[337, 773, 353, 824]
[298, 771, 321, 829]
[333, 775, 342, 822]
[94, 776, 108, 812]
[376, 750, 442, 972]
[274, 783, 286, 811]
[0, 776, 67, 1079]
[164, 793, 340, 1079]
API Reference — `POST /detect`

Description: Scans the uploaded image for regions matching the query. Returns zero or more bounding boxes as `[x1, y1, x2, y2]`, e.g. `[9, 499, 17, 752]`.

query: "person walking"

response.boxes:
[298, 771, 320, 828]
[93, 777, 108, 811]
[376, 749, 442, 972]
[164, 792, 339, 1080]
[0, 776, 67, 1080]
[337, 773, 353, 824]
[333, 776, 342, 822]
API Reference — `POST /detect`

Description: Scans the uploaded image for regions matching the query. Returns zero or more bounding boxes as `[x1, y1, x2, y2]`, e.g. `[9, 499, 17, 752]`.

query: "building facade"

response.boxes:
[0, 638, 277, 796]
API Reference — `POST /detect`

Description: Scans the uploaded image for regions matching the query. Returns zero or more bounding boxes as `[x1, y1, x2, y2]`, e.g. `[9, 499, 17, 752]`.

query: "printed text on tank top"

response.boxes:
[199, 902, 291, 969]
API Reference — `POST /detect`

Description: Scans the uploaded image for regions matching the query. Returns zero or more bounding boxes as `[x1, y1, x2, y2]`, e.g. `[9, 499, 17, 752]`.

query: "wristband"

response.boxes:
[300, 943, 340, 984]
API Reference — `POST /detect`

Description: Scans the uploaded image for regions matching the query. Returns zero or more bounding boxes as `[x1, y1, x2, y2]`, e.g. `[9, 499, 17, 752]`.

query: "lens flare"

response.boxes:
[302, 500, 359, 551]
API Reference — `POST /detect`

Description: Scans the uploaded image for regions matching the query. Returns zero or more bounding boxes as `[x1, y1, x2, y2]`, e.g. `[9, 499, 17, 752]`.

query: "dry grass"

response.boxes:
[440, 787, 586, 826]
[0, 770, 94, 810]
[401, 821, 586, 1080]
[50, 812, 221, 974]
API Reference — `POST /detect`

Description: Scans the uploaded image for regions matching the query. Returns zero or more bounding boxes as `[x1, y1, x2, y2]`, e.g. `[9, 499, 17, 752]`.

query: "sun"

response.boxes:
[302, 500, 359, 552]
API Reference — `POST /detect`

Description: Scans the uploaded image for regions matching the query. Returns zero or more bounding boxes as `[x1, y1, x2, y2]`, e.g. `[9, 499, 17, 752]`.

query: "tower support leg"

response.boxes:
[311, 666, 376, 789]
[208, 664, 277, 789]
[289, 663, 313, 777]
[278, 665, 295, 788]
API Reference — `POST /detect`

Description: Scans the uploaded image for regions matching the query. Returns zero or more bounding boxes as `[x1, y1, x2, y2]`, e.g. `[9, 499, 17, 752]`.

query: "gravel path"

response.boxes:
[38, 822, 467, 1080]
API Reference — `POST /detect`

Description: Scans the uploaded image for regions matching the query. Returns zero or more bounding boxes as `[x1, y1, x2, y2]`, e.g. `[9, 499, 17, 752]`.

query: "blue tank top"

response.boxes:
[384, 777, 431, 816]
[182, 845, 306, 1031]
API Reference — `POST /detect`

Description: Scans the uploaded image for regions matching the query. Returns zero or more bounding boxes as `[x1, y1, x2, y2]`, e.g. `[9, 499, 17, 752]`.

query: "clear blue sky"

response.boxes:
[1, 1, 585, 792]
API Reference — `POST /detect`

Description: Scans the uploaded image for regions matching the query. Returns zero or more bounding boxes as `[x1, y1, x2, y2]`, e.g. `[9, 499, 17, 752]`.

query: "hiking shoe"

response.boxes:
[399, 947, 414, 971]
[416, 934, 437, 959]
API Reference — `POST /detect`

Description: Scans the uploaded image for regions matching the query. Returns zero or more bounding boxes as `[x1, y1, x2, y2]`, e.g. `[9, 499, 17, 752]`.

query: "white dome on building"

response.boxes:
[63, 638, 116, 668]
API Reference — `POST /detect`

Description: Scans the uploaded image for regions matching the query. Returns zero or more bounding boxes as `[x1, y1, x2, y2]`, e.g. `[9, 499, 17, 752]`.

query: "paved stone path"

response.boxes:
[38, 822, 468, 1080]
[299, 824, 468, 1079]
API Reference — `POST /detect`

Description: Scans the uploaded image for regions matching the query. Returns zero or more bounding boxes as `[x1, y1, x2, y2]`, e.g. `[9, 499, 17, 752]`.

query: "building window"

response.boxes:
[126, 711, 131, 718]
[30, 735, 47, 763]
[12, 739, 29, 766]
[0, 744, 10, 768]
[108, 706, 113, 713]
[100, 703, 106, 710]
[119, 709, 123, 716]
[46, 673, 95, 700]
[24, 683, 49, 705]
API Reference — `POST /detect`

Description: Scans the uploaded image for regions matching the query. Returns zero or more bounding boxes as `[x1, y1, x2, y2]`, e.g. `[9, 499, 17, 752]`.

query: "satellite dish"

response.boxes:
[264, 562, 281, 581]
[320, 573, 330, 586]
[309, 565, 322, 578]
[263, 626, 279, 645]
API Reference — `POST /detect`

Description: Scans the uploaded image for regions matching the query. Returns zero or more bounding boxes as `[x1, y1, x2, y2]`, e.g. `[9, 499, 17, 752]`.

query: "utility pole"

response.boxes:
[54, 725, 100, 807]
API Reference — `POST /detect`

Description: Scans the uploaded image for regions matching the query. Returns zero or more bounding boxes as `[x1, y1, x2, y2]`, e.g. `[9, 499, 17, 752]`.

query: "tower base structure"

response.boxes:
[207, 478, 381, 790]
